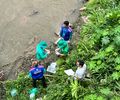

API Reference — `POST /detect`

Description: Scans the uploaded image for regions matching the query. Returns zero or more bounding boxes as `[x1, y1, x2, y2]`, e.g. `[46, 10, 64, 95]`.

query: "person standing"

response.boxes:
[55, 21, 73, 44]
[29, 61, 47, 88]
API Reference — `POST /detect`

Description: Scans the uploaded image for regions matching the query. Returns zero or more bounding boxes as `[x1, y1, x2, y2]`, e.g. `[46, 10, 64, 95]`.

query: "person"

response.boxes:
[55, 39, 69, 56]
[29, 61, 47, 88]
[75, 60, 87, 80]
[55, 21, 73, 44]
[36, 41, 50, 61]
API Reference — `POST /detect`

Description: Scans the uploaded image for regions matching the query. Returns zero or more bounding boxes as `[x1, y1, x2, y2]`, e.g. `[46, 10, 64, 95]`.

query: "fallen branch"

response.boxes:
[44, 74, 57, 78]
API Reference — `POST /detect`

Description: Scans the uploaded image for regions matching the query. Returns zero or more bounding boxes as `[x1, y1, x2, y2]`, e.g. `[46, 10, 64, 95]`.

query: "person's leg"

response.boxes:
[54, 38, 61, 45]
[33, 79, 37, 88]
[55, 48, 61, 55]
[41, 76, 47, 88]
[55, 48, 65, 57]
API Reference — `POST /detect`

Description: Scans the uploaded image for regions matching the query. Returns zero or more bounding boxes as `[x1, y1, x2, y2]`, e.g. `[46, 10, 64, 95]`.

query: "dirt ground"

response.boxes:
[0, 0, 82, 80]
[0, 0, 81, 67]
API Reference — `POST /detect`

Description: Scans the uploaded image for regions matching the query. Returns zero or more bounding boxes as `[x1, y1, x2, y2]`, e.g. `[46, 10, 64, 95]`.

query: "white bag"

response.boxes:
[30, 93, 35, 100]
[47, 62, 57, 73]
[64, 69, 75, 76]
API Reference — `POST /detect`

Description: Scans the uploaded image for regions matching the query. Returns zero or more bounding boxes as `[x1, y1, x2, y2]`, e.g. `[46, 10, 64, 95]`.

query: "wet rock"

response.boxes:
[29, 10, 39, 17]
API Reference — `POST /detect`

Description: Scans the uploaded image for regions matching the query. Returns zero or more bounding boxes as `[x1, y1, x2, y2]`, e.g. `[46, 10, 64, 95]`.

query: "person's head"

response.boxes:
[63, 21, 69, 27]
[32, 61, 38, 67]
[76, 60, 84, 67]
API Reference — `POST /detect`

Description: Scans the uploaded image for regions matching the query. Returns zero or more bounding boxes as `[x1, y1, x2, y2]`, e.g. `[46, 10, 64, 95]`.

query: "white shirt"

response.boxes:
[75, 64, 86, 79]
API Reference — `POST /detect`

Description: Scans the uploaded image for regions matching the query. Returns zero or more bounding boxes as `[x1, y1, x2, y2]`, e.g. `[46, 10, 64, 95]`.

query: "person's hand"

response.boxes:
[45, 49, 50, 54]
[58, 35, 61, 38]
[68, 41, 70, 44]
[56, 51, 60, 55]
[47, 50, 50, 54]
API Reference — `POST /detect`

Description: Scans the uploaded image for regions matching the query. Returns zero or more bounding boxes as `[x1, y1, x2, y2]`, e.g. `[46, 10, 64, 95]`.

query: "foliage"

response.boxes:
[5, 73, 47, 100]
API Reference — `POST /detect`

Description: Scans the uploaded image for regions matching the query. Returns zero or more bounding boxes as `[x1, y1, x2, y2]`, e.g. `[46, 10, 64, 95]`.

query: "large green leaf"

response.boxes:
[112, 72, 120, 80]
[105, 45, 114, 53]
[97, 96, 105, 100]
[115, 65, 120, 70]
[84, 94, 97, 100]
[92, 51, 106, 60]
[114, 36, 120, 47]
[100, 88, 111, 95]
[88, 61, 96, 70]
[115, 57, 120, 64]
[101, 30, 109, 36]
[101, 36, 110, 45]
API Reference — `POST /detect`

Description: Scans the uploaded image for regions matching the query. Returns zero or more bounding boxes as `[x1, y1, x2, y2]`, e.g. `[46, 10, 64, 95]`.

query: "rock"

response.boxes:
[0, 71, 4, 81]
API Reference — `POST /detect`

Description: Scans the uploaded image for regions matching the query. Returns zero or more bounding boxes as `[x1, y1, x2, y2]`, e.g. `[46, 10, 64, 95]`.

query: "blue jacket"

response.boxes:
[29, 65, 46, 80]
[60, 26, 72, 41]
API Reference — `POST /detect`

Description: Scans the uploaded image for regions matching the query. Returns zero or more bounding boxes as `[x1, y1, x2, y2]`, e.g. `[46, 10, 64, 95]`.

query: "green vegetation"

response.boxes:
[5, 0, 120, 99]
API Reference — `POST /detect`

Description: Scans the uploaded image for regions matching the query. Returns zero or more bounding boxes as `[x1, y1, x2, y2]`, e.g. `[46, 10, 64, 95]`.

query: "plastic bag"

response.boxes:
[64, 69, 75, 76]
[47, 62, 57, 73]
[29, 88, 38, 100]
[30, 93, 35, 100]
[11, 89, 17, 97]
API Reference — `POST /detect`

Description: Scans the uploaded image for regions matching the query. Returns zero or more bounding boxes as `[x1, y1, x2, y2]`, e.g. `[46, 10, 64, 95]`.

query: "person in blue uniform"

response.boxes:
[55, 21, 73, 44]
[29, 61, 47, 88]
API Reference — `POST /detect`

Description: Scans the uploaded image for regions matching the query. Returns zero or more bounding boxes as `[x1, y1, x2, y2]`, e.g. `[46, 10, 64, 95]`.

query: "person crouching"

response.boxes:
[55, 39, 69, 57]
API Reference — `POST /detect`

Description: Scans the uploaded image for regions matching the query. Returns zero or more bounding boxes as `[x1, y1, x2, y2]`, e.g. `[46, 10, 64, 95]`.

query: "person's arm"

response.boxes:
[40, 51, 48, 59]
[29, 72, 32, 77]
[55, 48, 65, 56]
[43, 68, 46, 73]
[60, 27, 63, 37]
[41, 49, 50, 59]
[70, 31, 73, 40]
[55, 48, 61, 55]
[69, 27, 73, 40]
[29, 69, 33, 78]
[39, 65, 46, 74]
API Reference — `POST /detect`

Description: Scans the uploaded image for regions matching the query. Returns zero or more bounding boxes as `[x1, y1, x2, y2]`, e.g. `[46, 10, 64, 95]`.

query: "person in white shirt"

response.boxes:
[75, 60, 86, 80]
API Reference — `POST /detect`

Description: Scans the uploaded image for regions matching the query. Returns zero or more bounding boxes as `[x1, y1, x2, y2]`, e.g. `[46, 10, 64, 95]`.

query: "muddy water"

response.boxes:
[0, 0, 81, 67]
